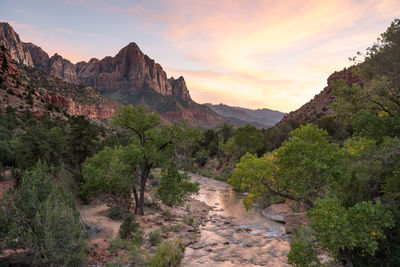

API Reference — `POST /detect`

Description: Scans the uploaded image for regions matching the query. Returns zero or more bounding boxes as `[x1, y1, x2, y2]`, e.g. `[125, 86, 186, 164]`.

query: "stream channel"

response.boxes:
[180, 173, 290, 267]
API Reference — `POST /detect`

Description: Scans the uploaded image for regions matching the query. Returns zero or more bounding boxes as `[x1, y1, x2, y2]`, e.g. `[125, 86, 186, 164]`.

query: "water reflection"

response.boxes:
[180, 174, 289, 267]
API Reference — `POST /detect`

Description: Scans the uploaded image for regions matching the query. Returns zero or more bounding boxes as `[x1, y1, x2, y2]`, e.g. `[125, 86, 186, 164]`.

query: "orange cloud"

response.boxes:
[154, 0, 400, 112]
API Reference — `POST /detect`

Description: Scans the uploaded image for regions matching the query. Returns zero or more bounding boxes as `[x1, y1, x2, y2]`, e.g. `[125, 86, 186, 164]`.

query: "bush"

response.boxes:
[288, 226, 319, 267]
[119, 213, 140, 240]
[157, 166, 199, 207]
[105, 261, 124, 267]
[107, 205, 126, 220]
[162, 209, 174, 221]
[108, 237, 128, 254]
[148, 229, 162, 246]
[194, 149, 209, 167]
[182, 215, 194, 226]
[0, 162, 87, 266]
[170, 224, 183, 233]
[128, 244, 148, 266]
[148, 239, 184, 267]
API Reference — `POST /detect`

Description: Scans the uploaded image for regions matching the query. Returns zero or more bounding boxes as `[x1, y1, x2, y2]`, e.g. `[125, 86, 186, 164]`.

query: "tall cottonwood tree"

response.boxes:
[83, 105, 196, 215]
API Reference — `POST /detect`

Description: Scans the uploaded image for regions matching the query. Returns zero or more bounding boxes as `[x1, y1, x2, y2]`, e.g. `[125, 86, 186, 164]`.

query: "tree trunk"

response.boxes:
[138, 162, 151, 215]
[132, 187, 139, 215]
[342, 248, 354, 267]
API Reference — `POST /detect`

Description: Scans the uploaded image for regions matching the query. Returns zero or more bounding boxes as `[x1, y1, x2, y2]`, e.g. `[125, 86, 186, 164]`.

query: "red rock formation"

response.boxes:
[0, 46, 19, 76]
[48, 53, 79, 84]
[169, 76, 191, 101]
[1, 21, 225, 127]
[278, 67, 364, 125]
[0, 46, 118, 121]
[76, 42, 191, 98]
[23, 42, 49, 70]
[0, 22, 33, 66]
[40, 91, 118, 119]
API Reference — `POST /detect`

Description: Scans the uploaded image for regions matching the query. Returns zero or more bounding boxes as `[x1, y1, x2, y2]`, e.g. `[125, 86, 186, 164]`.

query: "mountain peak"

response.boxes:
[118, 42, 142, 55]
[0, 21, 33, 66]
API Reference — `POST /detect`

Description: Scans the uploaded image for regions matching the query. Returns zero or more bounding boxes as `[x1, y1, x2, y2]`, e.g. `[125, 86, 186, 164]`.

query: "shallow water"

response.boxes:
[180, 174, 290, 267]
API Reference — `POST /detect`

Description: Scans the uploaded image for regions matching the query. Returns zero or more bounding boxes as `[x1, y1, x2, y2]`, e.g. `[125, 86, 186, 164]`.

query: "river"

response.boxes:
[180, 173, 290, 267]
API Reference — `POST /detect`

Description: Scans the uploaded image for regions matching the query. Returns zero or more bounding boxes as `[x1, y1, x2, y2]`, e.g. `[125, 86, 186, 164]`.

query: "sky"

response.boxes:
[1, 0, 400, 112]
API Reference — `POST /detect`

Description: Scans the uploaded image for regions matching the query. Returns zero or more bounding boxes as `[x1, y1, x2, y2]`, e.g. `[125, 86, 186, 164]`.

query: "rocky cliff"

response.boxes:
[0, 21, 224, 127]
[26, 41, 192, 100]
[0, 46, 118, 120]
[0, 22, 33, 66]
[277, 68, 364, 125]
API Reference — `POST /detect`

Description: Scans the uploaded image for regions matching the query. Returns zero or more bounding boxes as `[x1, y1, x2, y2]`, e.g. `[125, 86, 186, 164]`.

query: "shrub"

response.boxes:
[185, 204, 190, 212]
[128, 244, 148, 266]
[157, 166, 199, 207]
[119, 213, 140, 240]
[107, 205, 126, 220]
[288, 226, 319, 267]
[194, 149, 209, 167]
[162, 209, 174, 221]
[182, 215, 194, 226]
[108, 237, 128, 253]
[170, 224, 183, 233]
[105, 261, 123, 267]
[148, 239, 184, 267]
[0, 162, 87, 266]
[148, 229, 162, 246]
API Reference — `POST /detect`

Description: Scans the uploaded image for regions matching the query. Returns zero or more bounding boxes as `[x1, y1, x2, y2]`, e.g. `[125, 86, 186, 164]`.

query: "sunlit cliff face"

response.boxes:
[3, 0, 400, 112]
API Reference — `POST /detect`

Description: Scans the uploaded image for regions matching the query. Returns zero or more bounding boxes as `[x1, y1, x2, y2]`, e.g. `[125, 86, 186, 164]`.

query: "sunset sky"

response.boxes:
[1, 0, 400, 112]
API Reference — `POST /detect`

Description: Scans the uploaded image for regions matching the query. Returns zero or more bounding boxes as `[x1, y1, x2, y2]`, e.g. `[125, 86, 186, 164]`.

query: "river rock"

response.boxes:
[285, 212, 309, 234]
[262, 204, 293, 223]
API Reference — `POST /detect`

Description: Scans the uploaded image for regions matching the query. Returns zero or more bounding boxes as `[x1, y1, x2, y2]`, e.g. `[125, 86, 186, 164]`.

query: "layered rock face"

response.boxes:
[0, 22, 33, 66]
[0, 21, 225, 127]
[23, 42, 49, 70]
[77, 42, 178, 96]
[278, 67, 364, 125]
[0, 46, 19, 76]
[40, 92, 117, 119]
[0, 22, 191, 100]
[0, 46, 118, 120]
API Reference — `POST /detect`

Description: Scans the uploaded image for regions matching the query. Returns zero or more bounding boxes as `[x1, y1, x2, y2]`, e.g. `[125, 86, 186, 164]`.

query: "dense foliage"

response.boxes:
[0, 163, 87, 266]
[157, 165, 199, 206]
[82, 105, 199, 215]
[228, 19, 400, 266]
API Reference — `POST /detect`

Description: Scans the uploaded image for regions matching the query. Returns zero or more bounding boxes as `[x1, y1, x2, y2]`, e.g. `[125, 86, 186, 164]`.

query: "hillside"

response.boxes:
[277, 67, 364, 126]
[0, 45, 118, 120]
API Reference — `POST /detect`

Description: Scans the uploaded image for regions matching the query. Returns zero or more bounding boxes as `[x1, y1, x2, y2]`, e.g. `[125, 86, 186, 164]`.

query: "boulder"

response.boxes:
[262, 204, 293, 223]
[285, 212, 309, 234]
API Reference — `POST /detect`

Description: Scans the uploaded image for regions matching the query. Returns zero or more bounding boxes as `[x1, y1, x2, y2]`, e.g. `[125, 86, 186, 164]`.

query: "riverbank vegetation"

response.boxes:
[0, 18, 399, 267]
[0, 105, 200, 265]
[228, 19, 400, 266]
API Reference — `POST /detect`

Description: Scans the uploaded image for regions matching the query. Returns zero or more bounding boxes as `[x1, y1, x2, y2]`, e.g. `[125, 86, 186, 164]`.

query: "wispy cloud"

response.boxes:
[7, 20, 36, 33]
[4, 0, 399, 112]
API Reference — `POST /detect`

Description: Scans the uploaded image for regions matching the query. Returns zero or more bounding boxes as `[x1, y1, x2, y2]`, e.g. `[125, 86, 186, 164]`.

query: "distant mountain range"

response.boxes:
[204, 103, 285, 128]
[0, 22, 225, 128]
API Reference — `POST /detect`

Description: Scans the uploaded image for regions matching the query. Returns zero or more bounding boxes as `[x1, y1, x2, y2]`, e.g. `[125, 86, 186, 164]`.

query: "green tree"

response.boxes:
[111, 105, 175, 215]
[81, 146, 133, 208]
[157, 165, 199, 206]
[83, 105, 194, 215]
[308, 198, 394, 266]
[229, 124, 346, 209]
[234, 124, 263, 155]
[0, 162, 86, 266]
[68, 115, 99, 179]
[217, 123, 235, 144]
